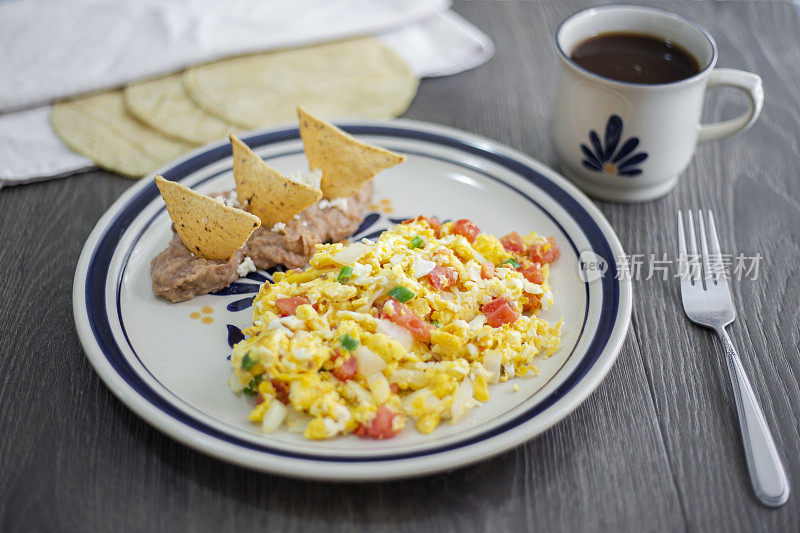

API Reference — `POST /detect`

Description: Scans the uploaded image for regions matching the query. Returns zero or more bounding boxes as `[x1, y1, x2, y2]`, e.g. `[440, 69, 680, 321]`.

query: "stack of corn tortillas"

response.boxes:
[50, 38, 418, 178]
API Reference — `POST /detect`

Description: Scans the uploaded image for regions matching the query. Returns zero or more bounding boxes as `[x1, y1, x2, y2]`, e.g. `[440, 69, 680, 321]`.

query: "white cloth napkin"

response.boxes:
[0, 0, 493, 187]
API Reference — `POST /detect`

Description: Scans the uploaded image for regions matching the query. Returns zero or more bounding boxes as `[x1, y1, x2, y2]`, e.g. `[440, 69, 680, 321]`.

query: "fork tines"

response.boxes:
[677, 209, 728, 289]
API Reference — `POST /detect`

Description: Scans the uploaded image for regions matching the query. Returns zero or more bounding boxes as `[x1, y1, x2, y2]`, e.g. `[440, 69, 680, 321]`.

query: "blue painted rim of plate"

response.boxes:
[84, 124, 620, 462]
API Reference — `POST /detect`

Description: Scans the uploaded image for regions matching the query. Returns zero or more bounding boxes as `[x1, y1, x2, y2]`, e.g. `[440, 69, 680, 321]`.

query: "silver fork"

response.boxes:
[677, 210, 789, 507]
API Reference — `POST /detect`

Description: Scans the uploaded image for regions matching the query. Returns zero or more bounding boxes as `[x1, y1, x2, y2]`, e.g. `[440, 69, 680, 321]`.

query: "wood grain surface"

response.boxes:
[1, 1, 799, 531]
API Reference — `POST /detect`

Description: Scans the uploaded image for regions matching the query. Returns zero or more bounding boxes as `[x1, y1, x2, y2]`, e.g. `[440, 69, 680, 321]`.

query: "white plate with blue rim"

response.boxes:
[73, 119, 632, 481]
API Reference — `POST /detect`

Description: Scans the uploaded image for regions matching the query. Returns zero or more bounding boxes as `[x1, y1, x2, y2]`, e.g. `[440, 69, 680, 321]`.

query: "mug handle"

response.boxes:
[698, 69, 764, 145]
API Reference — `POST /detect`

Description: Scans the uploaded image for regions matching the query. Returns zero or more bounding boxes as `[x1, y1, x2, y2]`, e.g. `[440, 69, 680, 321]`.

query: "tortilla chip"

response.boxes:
[230, 135, 322, 227]
[125, 74, 241, 145]
[50, 90, 197, 177]
[183, 37, 418, 130]
[297, 106, 406, 198]
[155, 175, 260, 260]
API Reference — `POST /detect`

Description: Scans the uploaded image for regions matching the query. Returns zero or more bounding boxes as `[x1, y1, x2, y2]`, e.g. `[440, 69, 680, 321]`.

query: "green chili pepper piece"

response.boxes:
[498, 258, 521, 268]
[241, 351, 258, 371]
[387, 285, 415, 303]
[338, 265, 354, 283]
[340, 333, 359, 351]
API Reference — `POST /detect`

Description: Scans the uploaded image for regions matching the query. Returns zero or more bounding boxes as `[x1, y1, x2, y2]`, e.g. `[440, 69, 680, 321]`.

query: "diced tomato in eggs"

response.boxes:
[500, 231, 526, 255]
[519, 263, 543, 284]
[382, 298, 433, 343]
[332, 353, 358, 381]
[452, 219, 481, 243]
[427, 266, 458, 290]
[354, 405, 401, 439]
[482, 297, 520, 327]
[529, 237, 560, 264]
[275, 296, 310, 316]
[480, 262, 496, 279]
[522, 293, 542, 312]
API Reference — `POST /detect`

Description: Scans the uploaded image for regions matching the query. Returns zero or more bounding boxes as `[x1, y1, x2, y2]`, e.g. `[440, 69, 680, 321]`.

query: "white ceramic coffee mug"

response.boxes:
[553, 5, 764, 202]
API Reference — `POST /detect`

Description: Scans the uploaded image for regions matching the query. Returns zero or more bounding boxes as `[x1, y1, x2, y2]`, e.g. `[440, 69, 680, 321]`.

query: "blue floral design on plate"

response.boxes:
[210, 269, 278, 312]
[580, 115, 648, 177]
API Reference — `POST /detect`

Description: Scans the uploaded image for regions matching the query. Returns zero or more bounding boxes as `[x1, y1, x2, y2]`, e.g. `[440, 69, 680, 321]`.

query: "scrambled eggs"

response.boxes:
[229, 216, 562, 440]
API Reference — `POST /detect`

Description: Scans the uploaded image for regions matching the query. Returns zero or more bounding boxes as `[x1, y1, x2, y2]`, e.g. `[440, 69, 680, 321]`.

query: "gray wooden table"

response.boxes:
[1, 1, 799, 531]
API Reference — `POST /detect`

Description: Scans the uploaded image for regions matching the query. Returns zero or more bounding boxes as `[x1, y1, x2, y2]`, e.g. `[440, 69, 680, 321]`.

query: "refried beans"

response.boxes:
[151, 183, 373, 302]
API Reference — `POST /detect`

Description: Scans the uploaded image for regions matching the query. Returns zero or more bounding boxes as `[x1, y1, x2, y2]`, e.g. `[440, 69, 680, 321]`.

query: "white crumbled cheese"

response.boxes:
[453, 319, 470, 330]
[389, 254, 404, 266]
[318, 197, 349, 211]
[270, 222, 287, 232]
[466, 343, 479, 357]
[523, 281, 544, 294]
[503, 363, 516, 379]
[224, 190, 239, 208]
[506, 276, 524, 291]
[412, 257, 437, 278]
[333, 403, 351, 423]
[541, 289, 553, 310]
[320, 417, 343, 437]
[237, 256, 256, 277]
[350, 262, 374, 285]
[279, 316, 305, 330]
[351, 262, 371, 277]
[506, 330, 522, 345]
[267, 319, 292, 335]
[214, 191, 240, 208]
[391, 415, 404, 432]
[468, 315, 486, 330]
[382, 234, 401, 249]
[290, 169, 322, 188]
[292, 348, 313, 361]
[521, 345, 538, 360]
[318, 405, 351, 437]
[465, 263, 481, 282]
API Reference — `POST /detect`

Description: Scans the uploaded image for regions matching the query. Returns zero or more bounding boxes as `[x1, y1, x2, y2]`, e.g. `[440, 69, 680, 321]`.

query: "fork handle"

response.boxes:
[715, 326, 790, 506]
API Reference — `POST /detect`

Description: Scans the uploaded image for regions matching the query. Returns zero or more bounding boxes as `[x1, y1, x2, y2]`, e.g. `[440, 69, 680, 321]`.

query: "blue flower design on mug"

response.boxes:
[580, 115, 648, 177]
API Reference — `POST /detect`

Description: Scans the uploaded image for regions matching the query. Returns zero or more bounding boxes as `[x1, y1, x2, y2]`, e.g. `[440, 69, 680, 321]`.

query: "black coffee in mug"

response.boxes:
[555, 6, 763, 201]
[570, 32, 700, 84]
